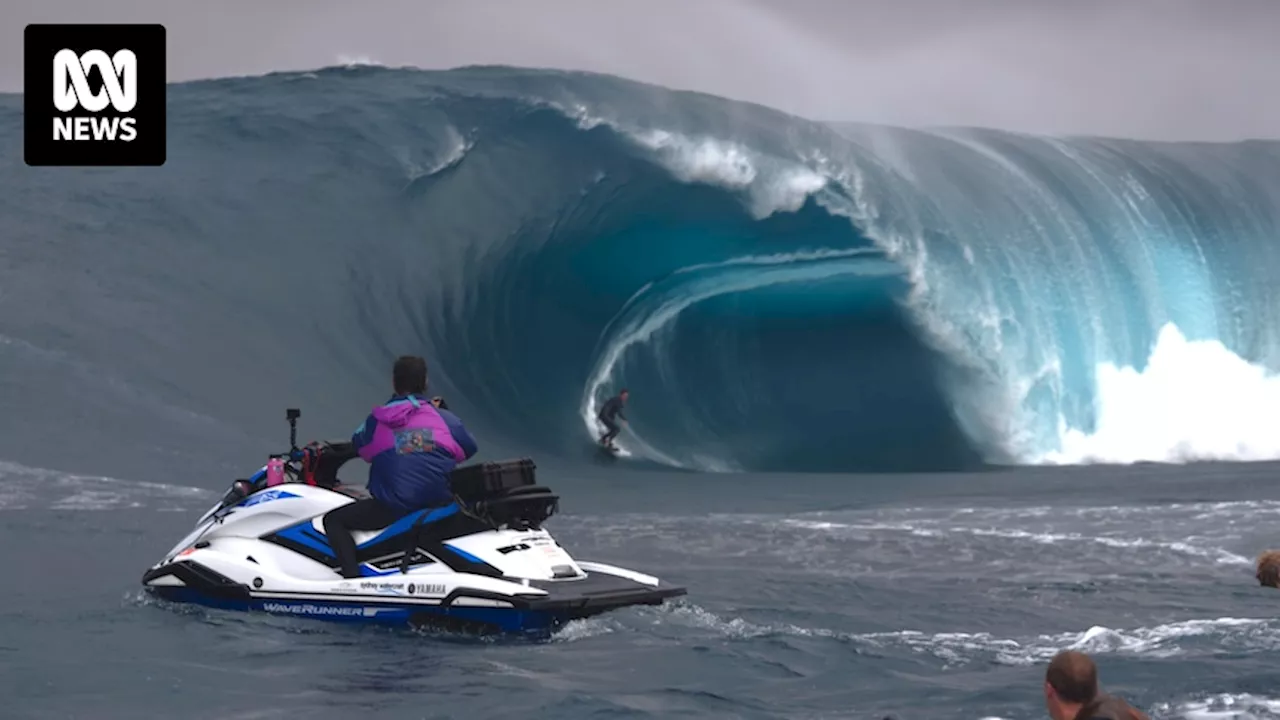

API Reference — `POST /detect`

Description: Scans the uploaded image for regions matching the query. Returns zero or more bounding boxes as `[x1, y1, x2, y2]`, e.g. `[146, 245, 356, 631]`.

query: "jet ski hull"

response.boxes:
[142, 558, 686, 634]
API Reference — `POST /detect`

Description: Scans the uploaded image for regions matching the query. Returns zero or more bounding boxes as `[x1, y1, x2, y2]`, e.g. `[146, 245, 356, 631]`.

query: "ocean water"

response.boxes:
[2, 64, 1279, 719]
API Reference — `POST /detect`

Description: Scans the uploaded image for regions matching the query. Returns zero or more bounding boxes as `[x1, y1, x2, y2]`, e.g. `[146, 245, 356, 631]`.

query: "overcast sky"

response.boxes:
[4, 0, 1278, 141]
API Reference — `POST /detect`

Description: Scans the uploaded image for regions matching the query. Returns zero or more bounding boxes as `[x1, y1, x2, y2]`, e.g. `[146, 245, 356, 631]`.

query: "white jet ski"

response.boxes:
[141, 408, 686, 635]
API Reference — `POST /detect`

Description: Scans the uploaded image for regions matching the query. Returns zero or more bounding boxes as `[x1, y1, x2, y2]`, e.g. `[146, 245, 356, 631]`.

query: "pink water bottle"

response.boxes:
[265, 457, 285, 487]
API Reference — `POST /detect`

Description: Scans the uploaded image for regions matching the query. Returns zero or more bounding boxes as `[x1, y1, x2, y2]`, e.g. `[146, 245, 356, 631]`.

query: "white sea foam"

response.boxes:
[1155, 694, 1280, 720]
[334, 54, 383, 68]
[625, 128, 831, 218]
[646, 603, 1279, 666]
[0, 459, 212, 511]
[564, 500, 1266, 583]
[547, 101, 835, 220]
[778, 518, 1252, 566]
[1042, 323, 1280, 464]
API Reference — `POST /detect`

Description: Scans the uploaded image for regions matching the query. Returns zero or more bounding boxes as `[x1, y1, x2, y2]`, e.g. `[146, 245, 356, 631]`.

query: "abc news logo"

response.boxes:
[25, 24, 166, 166]
[53, 49, 139, 142]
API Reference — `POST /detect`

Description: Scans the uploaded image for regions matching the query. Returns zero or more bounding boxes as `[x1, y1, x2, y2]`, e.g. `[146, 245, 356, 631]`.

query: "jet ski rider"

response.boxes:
[322, 355, 479, 579]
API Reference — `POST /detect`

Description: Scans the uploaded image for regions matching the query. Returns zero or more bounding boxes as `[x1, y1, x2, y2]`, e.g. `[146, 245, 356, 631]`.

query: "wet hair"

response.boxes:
[1046, 651, 1097, 705]
[619, 388, 629, 396]
[392, 356, 428, 396]
[1257, 550, 1280, 588]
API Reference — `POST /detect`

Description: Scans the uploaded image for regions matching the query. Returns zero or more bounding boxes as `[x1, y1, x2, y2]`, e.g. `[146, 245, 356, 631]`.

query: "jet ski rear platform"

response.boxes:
[141, 408, 686, 636]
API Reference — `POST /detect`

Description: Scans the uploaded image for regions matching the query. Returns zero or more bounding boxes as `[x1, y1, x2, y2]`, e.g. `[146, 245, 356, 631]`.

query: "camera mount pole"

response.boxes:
[286, 408, 301, 452]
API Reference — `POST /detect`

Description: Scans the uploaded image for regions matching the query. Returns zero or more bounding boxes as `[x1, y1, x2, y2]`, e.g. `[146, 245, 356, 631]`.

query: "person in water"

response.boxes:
[596, 389, 629, 449]
[322, 355, 478, 579]
[1257, 549, 1280, 587]
[1044, 650, 1149, 720]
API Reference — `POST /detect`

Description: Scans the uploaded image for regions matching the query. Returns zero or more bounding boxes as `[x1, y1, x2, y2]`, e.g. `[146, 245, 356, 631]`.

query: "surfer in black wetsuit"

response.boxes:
[597, 389, 629, 449]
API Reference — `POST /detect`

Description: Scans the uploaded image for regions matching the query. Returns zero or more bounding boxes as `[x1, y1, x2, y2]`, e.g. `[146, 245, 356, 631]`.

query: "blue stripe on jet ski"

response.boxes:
[238, 489, 299, 508]
[273, 503, 459, 559]
[276, 523, 336, 557]
[444, 544, 485, 564]
[302, 527, 333, 549]
[355, 503, 460, 550]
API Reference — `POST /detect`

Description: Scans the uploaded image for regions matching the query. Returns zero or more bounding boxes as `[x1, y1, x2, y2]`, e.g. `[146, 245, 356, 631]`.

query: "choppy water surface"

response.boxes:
[3, 460, 1278, 719]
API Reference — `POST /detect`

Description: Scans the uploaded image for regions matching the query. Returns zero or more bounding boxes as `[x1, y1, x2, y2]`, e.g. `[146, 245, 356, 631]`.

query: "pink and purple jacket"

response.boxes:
[351, 394, 479, 513]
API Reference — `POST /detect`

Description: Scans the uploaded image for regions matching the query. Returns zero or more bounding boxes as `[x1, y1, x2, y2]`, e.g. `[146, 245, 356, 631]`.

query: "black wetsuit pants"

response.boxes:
[598, 417, 620, 445]
[323, 497, 408, 578]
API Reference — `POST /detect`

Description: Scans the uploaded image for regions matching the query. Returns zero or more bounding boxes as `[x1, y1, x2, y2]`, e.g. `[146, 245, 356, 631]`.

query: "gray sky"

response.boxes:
[5, 0, 1278, 141]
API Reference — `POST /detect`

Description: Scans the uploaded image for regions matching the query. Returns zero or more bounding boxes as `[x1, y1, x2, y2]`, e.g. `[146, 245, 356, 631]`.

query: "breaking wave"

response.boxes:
[2, 65, 1279, 474]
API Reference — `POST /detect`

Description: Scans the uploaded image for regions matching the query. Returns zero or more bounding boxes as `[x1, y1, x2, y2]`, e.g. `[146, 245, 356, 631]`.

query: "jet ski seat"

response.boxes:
[258, 459, 559, 577]
[380, 459, 558, 575]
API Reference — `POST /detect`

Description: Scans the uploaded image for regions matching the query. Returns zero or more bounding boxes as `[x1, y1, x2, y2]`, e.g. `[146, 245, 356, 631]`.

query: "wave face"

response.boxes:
[3, 65, 1280, 474]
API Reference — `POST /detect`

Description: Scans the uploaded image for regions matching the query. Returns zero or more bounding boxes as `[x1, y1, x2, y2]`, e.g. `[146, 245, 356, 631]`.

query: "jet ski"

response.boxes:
[141, 408, 686, 635]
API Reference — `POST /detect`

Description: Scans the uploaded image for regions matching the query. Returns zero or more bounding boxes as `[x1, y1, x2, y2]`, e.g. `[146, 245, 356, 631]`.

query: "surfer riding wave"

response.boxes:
[596, 389, 629, 450]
